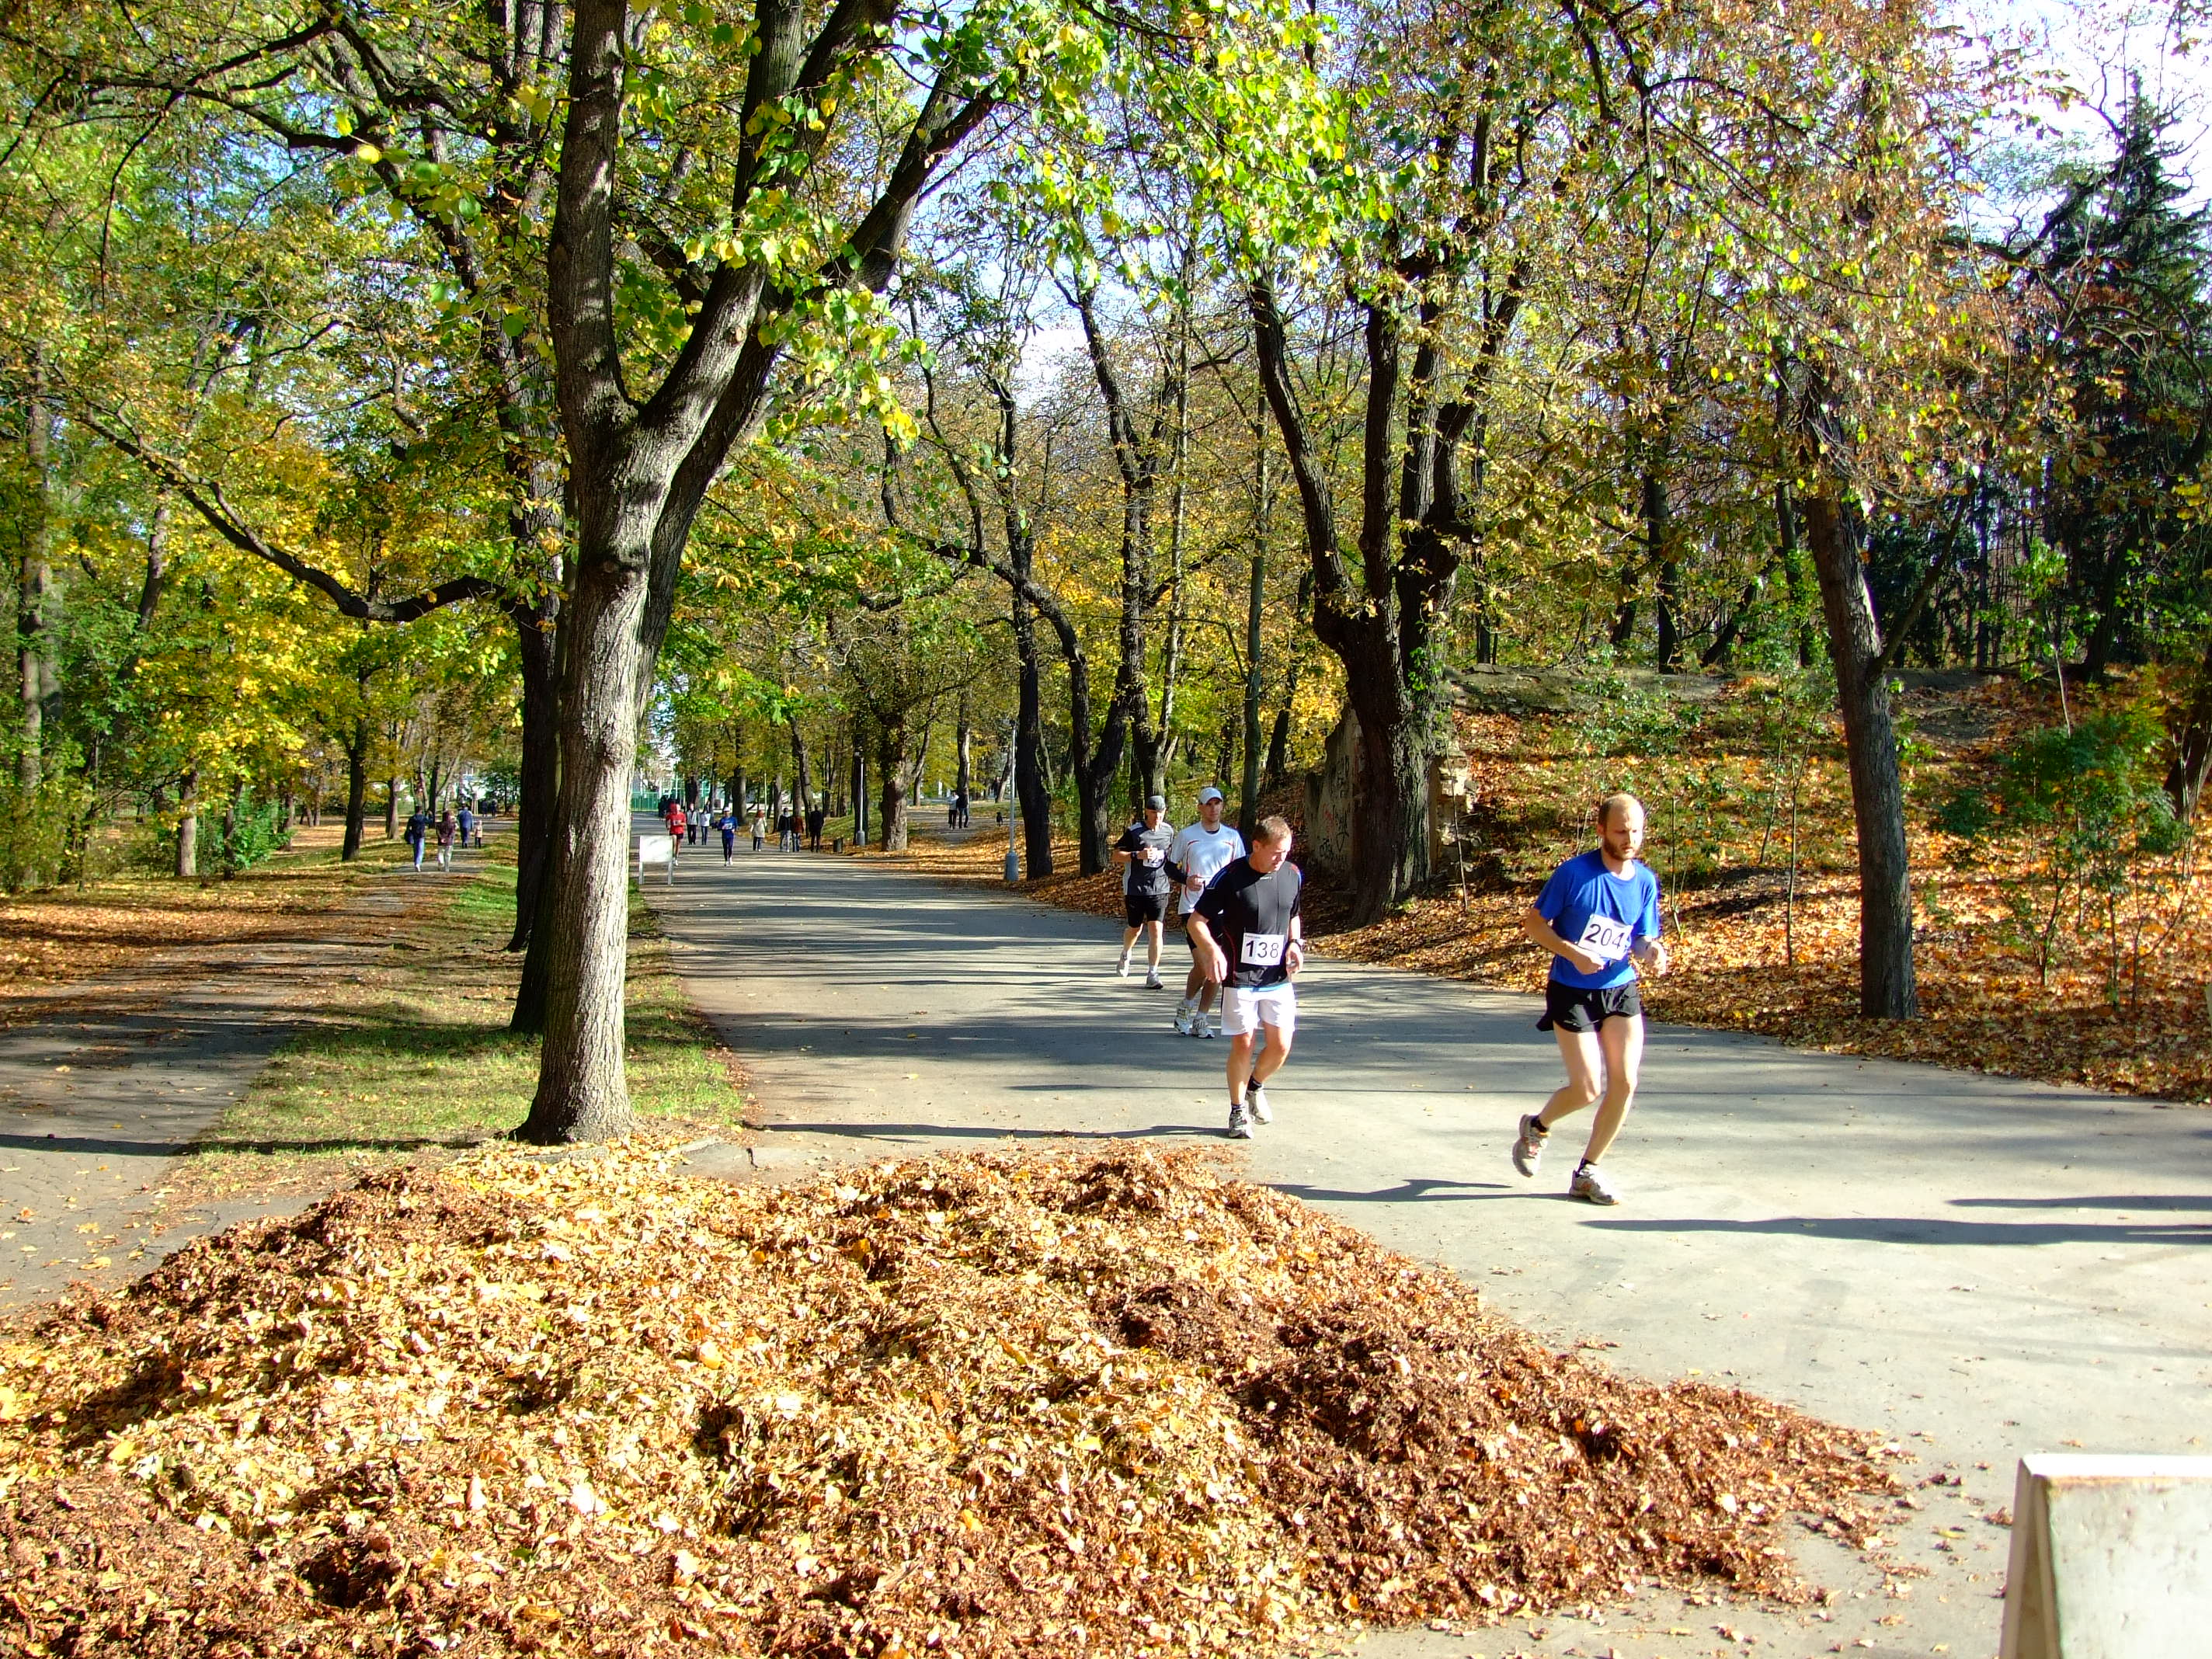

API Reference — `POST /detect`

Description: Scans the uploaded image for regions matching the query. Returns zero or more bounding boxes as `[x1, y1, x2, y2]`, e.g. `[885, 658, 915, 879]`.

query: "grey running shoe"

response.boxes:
[1570, 1163, 1620, 1205]
[1144, 971, 1165, 990]
[1247, 1083, 1271, 1125]
[1226, 1101, 1254, 1139]
[1511, 1113, 1550, 1178]
[1116, 950, 1132, 978]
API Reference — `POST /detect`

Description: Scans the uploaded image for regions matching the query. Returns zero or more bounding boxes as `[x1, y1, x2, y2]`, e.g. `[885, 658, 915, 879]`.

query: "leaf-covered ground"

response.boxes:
[882, 674, 2212, 1105]
[0, 1140, 1901, 1658]
[0, 826, 414, 1013]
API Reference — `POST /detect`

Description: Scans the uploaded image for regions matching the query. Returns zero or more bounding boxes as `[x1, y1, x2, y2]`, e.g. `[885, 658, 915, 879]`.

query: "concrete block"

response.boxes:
[1999, 1454, 2212, 1659]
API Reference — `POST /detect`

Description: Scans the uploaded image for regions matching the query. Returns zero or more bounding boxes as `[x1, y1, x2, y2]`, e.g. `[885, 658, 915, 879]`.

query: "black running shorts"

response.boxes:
[1124, 889, 1169, 926]
[1536, 977, 1642, 1032]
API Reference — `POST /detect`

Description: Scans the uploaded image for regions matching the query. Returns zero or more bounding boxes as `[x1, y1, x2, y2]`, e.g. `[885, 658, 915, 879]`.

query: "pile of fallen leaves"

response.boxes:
[0, 1140, 1900, 1658]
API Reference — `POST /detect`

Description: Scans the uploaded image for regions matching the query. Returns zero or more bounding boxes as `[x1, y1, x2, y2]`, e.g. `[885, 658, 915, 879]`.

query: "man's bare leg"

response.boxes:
[1575, 1014, 1643, 1165]
[1229, 1025, 1292, 1096]
[1534, 1028, 1605, 1129]
[1227, 1033, 1258, 1104]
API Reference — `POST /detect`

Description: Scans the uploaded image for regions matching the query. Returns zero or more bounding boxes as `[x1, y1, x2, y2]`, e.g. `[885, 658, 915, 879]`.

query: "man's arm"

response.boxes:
[1522, 905, 1607, 977]
[1186, 911, 1229, 985]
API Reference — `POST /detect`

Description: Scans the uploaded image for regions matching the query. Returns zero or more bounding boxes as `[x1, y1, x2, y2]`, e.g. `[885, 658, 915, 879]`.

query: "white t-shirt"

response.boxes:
[1169, 821, 1247, 913]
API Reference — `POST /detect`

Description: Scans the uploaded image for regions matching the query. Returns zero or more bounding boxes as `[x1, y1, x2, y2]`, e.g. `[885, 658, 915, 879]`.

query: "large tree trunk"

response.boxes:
[342, 713, 370, 862]
[1803, 488, 1918, 1019]
[1647, 465, 1683, 671]
[1340, 665, 1431, 923]
[175, 769, 198, 878]
[515, 551, 648, 1145]
[954, 690, 972, 805]
[875, 722, 910, 851]
[506, 596, 562, 952]
[1013, 593, 1054, 876]
[790, 714, 812, 817]
[1239, 542, 1266, 836]
[18, 373, 54, 799]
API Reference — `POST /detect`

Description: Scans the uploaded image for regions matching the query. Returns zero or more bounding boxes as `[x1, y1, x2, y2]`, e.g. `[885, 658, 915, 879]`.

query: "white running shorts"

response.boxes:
[1220, 983, 1296, 1038]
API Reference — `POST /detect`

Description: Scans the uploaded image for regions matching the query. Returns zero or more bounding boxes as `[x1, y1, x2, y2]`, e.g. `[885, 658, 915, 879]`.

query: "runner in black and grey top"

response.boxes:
[1111, 795, 1177, 989]
[1187, 814, 1305, 1139]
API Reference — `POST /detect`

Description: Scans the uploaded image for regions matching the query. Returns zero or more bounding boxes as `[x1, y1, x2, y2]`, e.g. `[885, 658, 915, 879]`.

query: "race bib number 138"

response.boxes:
[1240, 932, 1287, 968]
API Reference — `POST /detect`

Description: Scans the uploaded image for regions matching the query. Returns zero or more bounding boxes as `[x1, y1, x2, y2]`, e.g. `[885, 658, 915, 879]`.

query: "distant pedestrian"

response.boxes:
[751, 805, 767, 852]
[720, 810, 737, 864]
[955, 788, 970, 828]
[406, 808, 430, 871]
[807, 805, 825, 850]
[457, 805, 475, 849]
[1509, 793, 1668, 1207]
[435, 809, 456, 871]
[666, 802, 687, 848]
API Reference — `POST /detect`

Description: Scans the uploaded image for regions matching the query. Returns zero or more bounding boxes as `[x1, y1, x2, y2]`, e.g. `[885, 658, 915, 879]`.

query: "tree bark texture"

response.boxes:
[1250, 280, 1505, 922]
[1802, 488, 1918, 1018]
[516, 0, 1001, 1139]
[19, 377, 54, 798]
[175, 770, 198, 879]
[506, 596, 562, 952]
[342, 711, 370, 862]
[875, 722, 910, 851]
[1239, 545, 1265, 836]
[516, 554, 647, 1142]
[1013, 593, 1054, 876]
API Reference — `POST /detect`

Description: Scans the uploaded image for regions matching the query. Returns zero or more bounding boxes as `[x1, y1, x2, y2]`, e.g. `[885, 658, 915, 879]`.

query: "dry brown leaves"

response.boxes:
[0, 828, 414, 1010]
[0, 1140, 1897, 1658]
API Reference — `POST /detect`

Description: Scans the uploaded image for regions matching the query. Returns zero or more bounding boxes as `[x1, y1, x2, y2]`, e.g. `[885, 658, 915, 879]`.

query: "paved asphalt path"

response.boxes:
[0, 852, 459, 1311]
[650, 830, 2212, 1659]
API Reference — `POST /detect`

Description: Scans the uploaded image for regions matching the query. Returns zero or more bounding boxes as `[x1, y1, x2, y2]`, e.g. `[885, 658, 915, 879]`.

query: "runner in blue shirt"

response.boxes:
[1511, 793, 1669, 1205]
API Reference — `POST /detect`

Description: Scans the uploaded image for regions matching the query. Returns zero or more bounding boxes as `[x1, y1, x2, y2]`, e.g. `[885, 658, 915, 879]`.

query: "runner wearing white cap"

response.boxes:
[1167, 786, 1245, 1037]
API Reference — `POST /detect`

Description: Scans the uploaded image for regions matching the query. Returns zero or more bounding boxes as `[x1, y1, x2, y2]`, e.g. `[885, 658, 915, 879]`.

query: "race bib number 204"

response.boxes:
[1575, 914, 1632, 963]
[1240, 932, 1287, 968]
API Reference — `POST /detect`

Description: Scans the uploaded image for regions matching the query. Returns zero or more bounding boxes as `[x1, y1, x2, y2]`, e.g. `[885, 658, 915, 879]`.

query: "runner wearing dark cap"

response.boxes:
[1111, 795, 1177, 990]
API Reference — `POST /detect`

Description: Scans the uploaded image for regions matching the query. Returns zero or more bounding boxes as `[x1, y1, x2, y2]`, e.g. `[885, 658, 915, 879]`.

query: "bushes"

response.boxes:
[1939, 706, 2192, 1002]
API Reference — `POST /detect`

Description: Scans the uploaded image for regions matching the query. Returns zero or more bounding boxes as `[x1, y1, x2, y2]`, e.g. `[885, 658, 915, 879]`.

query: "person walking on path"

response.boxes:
[1168, 785, 1246, 1038]
[720, 809, 738, 864]
[434, 809, 456, 871]
[807, 804, 826, 850]
[751, 804, 767, 852]
[1111, 795, 1177, 989]
[1510, 792, 1670, 1206]
[457, 804, 475, 850]
[405, 807, 430, 871]
[1186, 816, 1303, 1139]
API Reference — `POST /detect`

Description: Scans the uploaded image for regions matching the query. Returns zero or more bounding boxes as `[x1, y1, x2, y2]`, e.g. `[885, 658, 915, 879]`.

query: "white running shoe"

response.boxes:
[1226, 1101, 1254, 1139]
[1247, 1083, 1271, 1125]
[1570, 1163, 1620, 1205]
[1116, 949, 1132, 978]
[1511, 1113, 1549, 1178]
[1144, 970, 1164, 990]
[1173, 1000, 1195, 1035]
[1198, 1013, 1216, 1039]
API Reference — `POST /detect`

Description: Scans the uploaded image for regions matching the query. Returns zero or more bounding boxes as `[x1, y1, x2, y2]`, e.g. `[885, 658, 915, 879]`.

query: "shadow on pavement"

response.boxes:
[760, 1119, 1222, 1143]
[1586, 1214, 2212, 1246]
